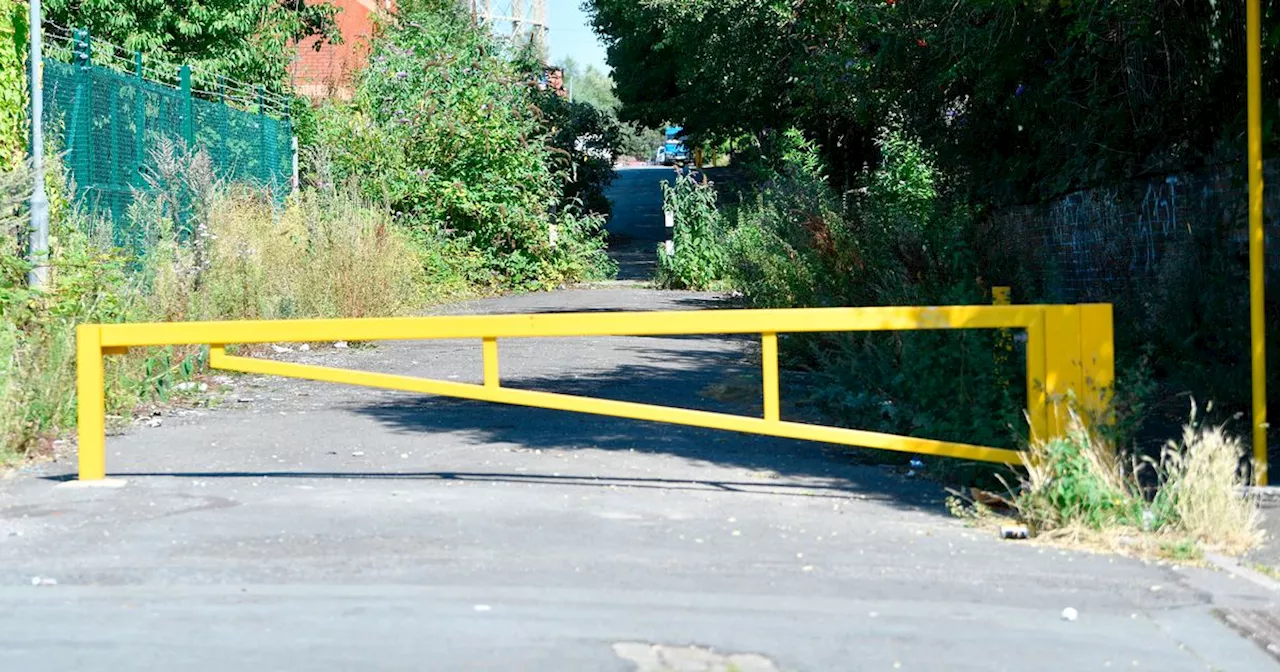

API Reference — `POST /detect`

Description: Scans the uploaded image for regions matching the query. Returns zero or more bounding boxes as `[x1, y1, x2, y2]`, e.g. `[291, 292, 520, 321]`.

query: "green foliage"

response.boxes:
[618, 124, 664, 162]
[559, 59, 618, 114]
[1019, 428, 1148, 532]
[43, 0, 339, 92]
[530, 83, 621, 216]
[590, 0, 1269, 201]
[1016, 410, 1260, 554]
[319, 0, 612, 289]
[700, 130, 1023, 468]
[554, 56, 664, 162]
[0, 145, 444, 460]
[0, 1, 26, 170]
[655, 171, 731, 290]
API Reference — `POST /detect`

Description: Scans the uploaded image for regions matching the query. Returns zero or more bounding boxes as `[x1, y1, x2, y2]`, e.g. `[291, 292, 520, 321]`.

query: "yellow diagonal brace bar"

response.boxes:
[211, 354, 1024, 466]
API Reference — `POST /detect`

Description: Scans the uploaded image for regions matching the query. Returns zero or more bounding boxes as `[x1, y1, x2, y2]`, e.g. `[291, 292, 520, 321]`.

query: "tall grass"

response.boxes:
[1152, 413, 1262, 553]
[164, 188, 427, 321]
[0, 149, 434, 461]
[1016, 409, 1261, 555]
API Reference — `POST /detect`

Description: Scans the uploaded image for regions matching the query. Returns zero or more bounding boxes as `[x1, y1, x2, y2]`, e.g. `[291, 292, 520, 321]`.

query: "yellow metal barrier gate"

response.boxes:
[76, 304, 1113, 481]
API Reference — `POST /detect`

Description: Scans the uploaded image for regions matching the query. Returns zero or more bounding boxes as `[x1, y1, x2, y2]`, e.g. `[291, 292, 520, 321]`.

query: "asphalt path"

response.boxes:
[0, 169, 1276, 671]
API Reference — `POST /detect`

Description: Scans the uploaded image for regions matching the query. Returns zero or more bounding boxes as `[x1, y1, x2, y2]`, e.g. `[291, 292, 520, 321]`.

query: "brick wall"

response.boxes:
[990, 160, 1280, 303]
[291, 0, 394, 101]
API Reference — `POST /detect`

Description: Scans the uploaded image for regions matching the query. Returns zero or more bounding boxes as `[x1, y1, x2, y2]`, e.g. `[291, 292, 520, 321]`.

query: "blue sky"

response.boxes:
[546, 0, 609, 72]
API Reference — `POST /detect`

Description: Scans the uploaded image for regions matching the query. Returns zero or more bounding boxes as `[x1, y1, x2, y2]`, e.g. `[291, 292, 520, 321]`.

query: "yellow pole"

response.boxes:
[483, 337, 500, 388]
[1248, 0, 1268, 485]
[761, 332, 780, 421]
[76, 325, 106, 481]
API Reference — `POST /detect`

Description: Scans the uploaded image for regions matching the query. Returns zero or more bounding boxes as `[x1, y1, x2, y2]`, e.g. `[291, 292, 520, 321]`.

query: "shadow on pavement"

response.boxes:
[339, 342, 950, 512]
[49, 470, 912, 502]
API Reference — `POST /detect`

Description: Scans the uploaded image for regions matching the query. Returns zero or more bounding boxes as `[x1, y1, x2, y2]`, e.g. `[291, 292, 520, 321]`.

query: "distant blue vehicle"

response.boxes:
[657, 126, 690, 166]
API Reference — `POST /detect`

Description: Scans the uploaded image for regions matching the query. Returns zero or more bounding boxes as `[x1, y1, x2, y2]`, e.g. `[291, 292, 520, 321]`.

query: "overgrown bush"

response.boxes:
[319, 0, 613, 289]
[0, 2, 25, 170]
[529, 80, 620, 217]
[719, 129, 1024, 463]
[654, 171, 731, 290]
[1016, 409, 1261, 555]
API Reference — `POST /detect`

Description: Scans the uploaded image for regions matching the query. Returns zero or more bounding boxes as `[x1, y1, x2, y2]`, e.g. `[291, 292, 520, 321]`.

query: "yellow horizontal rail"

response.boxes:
[75, 304, 1114, 481]
[95, 305, 1048, 348]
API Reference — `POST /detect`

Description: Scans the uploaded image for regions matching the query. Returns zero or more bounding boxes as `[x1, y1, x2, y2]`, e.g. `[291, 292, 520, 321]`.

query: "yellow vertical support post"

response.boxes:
[1078, 304, 1116, 427]
[993, 287, 1013, 394]
[761, 332, 780, 422]
[1247, 0, 1269, 485]
[76, 325, 106, 481]
[483, 337, 500, 389]
[1042, 306, 1083, 438]
[1025, 310, 1049, 442]
[208, 344, 228, 369]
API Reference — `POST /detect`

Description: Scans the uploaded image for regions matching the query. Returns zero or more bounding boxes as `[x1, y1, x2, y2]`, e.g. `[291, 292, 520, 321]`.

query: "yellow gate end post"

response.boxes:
[1247, 0, 1268, 485]
[76, 324, 106, 481]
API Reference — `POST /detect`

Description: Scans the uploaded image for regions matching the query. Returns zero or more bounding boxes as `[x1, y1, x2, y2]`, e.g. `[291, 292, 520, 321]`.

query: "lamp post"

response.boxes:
[27, 0, 49, 288]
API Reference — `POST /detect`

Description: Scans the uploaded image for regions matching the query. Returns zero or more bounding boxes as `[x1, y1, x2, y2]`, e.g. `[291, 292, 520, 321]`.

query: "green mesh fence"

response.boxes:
[39, 27, 293, 252]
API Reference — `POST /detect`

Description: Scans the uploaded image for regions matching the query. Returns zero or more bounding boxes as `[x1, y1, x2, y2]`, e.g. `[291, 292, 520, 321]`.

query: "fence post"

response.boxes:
[107, 75, 120, 220]
[217, 76, 229, 174]
[178, 64, 193, 148]
[132, 52, 145, 190]
[992, 287, 1012, 392]
[27, 0, 50, 287]
[285, 97, 298, 193]
[257, 86, 271, 190]
[70, 28, 92, 197]
[762, 332, 780, 421]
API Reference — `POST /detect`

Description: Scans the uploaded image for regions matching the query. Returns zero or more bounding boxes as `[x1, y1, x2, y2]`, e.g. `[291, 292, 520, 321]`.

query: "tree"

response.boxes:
[43, 0, 340, 91]
[319, 0, 616, 287]
[588, 0, 1276, 203]
[554, 57, 657, 161]
[561, 61, 617, 114]
[1, 2, 26, 170]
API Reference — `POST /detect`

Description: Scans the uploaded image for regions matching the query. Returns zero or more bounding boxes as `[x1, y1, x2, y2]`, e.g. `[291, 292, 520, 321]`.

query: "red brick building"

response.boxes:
[291, 0, 395, 100]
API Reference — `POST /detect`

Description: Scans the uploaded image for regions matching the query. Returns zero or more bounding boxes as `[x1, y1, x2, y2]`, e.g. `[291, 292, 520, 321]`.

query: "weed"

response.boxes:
[655, 170, 731, 290]
[1149, 405, 1263, 554]
[1158, 539, 1203, 562]
[1014, 408, 1261, 556]
[1251, 563, 1280, 581]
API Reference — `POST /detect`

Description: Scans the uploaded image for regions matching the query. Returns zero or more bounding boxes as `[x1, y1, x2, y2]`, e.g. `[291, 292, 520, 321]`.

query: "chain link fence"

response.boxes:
[39, 24, 295, 251]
